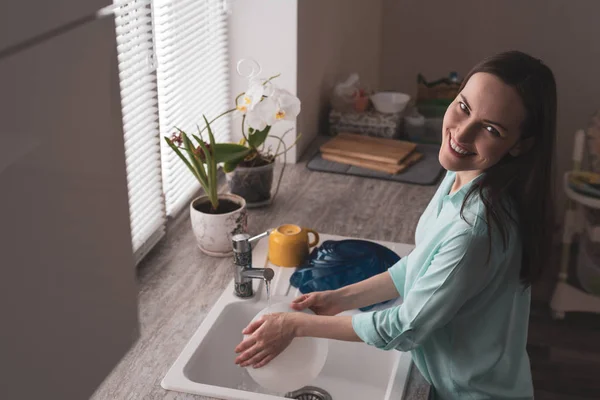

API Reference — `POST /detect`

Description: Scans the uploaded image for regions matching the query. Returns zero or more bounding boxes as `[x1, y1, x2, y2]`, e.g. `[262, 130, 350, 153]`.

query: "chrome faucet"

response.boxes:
[232, 230, 274, 298]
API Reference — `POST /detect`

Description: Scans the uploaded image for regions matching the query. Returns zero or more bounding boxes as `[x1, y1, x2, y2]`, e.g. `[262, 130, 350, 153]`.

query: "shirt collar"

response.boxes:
[437, 171, 484, 213]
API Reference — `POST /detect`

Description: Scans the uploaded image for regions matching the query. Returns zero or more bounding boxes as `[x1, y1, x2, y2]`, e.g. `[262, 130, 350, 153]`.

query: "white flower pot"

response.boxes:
[190, 193, 248, 257]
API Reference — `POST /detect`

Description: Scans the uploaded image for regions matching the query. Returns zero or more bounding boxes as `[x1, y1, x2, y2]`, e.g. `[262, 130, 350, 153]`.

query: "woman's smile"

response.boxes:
[447, 131, 476, 158]
[438, 72, 526, 182]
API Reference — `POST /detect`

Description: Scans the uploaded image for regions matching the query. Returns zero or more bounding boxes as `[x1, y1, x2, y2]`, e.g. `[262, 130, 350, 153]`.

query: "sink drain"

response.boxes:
[285, 386, 332, 400]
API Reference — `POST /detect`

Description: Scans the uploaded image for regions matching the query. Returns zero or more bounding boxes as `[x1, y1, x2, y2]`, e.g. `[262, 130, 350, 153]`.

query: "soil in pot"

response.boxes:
[228, 171, 273, 203]
[193, 199, 241, 214]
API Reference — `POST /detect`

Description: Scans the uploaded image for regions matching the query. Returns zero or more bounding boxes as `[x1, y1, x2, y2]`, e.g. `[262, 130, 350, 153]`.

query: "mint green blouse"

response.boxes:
[352, 171, 533, 399]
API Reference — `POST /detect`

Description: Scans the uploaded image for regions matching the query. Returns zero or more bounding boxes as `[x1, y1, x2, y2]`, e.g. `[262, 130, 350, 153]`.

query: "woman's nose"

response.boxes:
[454, 121, 477, 142]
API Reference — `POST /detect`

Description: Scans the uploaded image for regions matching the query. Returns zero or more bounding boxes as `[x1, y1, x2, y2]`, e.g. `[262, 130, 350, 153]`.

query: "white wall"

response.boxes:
[228, 0, 299, 162]
[228, 0, 383, 162]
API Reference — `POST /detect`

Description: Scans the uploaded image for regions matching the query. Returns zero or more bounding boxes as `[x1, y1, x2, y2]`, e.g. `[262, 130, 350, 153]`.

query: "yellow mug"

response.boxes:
[268, 224, 320, 267]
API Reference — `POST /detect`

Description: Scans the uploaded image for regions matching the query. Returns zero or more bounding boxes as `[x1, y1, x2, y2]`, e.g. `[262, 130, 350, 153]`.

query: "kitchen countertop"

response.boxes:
[91, 137, 440, 400]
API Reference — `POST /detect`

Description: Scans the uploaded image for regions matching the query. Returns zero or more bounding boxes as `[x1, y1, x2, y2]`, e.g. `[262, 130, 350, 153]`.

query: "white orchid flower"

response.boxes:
[245, 97, 277, 131]
[272, 88, 301, 121]
[235, 78, 264, 114]
[245, 87, 301, 131]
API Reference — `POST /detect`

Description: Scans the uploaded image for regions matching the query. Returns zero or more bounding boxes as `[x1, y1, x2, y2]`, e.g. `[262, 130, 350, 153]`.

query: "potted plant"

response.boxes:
[179, 61, 298, 207]
[222, 71, 301, 207]
[165, 116, 251, 257]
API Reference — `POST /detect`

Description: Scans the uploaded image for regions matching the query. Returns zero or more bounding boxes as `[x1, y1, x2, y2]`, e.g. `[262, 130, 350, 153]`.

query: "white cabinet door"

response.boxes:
[0, 16, 139, 400]
[0, 0, 111, 52]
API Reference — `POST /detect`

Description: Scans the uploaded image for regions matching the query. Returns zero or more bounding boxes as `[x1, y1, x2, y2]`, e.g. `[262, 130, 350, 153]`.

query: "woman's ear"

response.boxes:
[509, 137, 534, 157]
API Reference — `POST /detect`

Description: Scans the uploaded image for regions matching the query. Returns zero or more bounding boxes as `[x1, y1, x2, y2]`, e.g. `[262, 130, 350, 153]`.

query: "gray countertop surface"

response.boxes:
[91, 137, 440, 400]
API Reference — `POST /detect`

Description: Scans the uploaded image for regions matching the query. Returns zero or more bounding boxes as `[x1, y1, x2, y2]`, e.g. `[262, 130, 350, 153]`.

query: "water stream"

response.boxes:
[265, 279, 271, 308]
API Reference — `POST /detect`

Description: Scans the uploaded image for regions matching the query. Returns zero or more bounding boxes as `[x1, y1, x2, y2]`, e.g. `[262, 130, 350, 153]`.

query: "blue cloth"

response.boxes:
[352, 171, 534, 399]
[290, 239, 400, 311]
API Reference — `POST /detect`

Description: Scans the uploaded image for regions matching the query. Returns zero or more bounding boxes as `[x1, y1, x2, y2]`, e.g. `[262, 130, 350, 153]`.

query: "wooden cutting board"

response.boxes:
[322, 151, 424, 174]
[320, 133, 417, 165]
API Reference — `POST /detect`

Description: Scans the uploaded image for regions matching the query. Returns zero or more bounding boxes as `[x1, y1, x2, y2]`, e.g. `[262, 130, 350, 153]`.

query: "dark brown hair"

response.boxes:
[459, 51, 556, 286]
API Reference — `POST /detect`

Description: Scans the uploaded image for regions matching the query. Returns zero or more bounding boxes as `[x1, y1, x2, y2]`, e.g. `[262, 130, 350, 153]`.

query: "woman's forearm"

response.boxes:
[291, 313, 362, 342]
[286, 271, 399, 344]
[336, 271, 399, 312]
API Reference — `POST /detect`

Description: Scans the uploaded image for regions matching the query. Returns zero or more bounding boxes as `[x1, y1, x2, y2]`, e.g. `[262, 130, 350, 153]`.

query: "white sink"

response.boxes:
[162, 234, 415, 400]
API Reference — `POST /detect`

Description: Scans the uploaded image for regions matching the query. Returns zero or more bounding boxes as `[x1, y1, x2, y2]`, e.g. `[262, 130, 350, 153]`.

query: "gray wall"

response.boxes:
[0, 16, 139, 400]
[296, 0, 383, 158]
[380, 0, 600, 221]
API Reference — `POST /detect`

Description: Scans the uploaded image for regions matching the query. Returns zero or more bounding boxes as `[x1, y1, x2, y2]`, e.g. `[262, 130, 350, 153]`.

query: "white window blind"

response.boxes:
[154, 0, 231, 216]
[113, 0, 231, 263]
[113, 0, 166, 263]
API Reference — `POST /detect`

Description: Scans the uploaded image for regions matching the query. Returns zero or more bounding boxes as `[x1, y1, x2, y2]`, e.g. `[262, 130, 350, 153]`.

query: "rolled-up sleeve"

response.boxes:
[352, 229, 498, 351]
[388, 255, 408, 298]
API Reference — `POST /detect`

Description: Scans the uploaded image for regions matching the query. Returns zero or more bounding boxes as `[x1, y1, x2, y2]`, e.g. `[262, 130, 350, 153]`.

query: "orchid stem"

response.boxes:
[241, 115, 249, 143]
[269, 136, 287, 205]
[274, 131, 301, 158]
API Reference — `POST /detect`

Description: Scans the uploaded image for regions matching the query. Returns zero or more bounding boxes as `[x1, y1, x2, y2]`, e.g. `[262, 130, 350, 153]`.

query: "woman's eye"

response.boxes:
[485, 125, 501, 137]
[458, 102, 469, 114]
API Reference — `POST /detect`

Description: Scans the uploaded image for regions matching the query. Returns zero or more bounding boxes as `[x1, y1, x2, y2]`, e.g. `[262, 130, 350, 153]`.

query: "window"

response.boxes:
[154, 0, 230, 216]
[113, 0, 230, 264]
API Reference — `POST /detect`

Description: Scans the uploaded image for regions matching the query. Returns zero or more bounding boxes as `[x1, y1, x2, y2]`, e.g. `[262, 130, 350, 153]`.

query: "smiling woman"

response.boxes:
[235, 51, 557, 400]
[440, 74, 528, 178]
[443, 52, 557, 287]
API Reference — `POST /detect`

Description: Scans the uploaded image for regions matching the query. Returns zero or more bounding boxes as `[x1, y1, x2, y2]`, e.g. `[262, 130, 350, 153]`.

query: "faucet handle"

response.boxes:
[249, 229, 272, 244]
[232, 233, 251, 253]
[232, 230, 272, 253]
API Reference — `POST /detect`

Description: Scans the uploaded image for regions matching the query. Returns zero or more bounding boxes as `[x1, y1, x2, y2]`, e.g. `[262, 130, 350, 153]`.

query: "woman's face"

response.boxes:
[439, 72, 526, 174]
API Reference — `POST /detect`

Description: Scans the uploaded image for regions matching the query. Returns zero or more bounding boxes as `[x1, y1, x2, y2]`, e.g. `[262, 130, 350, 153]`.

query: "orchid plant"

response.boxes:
[164, 62, 301, 212]
[227, 71, 301, 171]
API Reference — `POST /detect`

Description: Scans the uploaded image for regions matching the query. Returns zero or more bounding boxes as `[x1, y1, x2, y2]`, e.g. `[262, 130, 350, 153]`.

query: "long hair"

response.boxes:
[459, 51, 557, 286]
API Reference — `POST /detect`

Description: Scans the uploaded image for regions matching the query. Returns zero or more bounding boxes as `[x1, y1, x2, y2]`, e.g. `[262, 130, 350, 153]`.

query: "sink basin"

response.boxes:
[162, 234, 415, 400]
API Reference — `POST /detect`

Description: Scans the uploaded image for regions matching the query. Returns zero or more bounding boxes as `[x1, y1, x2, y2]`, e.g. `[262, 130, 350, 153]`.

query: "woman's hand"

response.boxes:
[290, 290, 345, 316]
[234, 312, 297, 368]
[292, 273, 401, 315]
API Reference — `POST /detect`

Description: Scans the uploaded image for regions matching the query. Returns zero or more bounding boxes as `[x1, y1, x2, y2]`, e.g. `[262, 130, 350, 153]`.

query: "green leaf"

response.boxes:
[192, 134, 203, 146]
[221, 149, 251, 172]
[222, 161, 238, 173]
[204, 115, 217, 148]
[164, 137, 202, 183]
[201, 116, 218, 207]
[180, 128, 208, 186]
[248, 125, 271, 149]
[212, 143, 251, 163]
[196, 138, 214, 184]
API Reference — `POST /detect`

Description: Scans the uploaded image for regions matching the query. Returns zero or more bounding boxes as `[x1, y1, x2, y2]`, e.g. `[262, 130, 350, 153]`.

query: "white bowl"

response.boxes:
[245, 302, 328, 393]
[370, 92, 411, 114]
